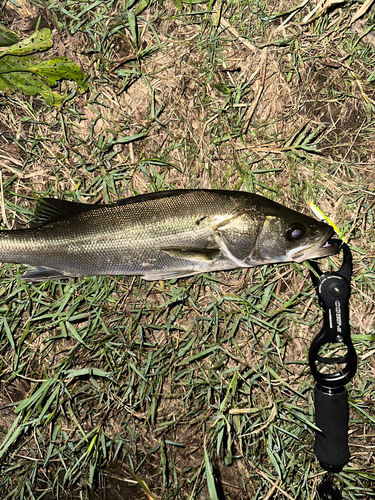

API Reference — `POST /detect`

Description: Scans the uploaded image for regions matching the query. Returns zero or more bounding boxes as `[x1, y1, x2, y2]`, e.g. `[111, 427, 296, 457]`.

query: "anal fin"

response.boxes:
[142, 270, 202, 281]
[21, 266, 74, 282]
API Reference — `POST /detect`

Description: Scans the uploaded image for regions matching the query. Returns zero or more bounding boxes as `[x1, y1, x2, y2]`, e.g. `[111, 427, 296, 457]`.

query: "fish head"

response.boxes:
[255, 208, 339, 264]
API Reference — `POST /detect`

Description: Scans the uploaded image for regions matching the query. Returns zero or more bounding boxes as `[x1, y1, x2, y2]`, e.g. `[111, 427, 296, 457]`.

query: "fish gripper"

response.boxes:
[307, 240, 357, 499]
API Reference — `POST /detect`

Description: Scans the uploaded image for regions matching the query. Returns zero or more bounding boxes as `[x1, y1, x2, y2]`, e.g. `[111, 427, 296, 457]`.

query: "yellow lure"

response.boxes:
[308, 201, 348, 243]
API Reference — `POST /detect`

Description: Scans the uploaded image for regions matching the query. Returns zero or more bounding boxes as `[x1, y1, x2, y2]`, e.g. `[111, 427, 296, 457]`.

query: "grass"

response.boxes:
[0, 0, 374, 498]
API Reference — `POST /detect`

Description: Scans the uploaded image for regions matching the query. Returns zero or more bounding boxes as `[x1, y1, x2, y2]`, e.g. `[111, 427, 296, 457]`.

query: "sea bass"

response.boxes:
[0, 189, 338, 282]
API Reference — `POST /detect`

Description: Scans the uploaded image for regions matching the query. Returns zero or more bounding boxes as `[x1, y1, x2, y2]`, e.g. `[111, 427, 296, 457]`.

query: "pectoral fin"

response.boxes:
[213, 210, 257, 263]
[159, 247, 220, 261]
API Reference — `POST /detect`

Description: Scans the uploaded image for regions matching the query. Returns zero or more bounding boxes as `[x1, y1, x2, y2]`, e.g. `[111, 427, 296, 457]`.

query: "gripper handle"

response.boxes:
[314, 386, 349, 472]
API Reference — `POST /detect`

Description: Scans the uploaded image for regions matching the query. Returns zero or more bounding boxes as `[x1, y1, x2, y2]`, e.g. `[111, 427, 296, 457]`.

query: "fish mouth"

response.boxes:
[287, 228, 340, 263]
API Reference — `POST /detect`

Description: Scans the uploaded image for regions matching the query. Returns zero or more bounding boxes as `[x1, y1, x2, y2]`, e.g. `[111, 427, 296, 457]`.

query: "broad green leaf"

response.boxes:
[27, 57, 87, 88]
[0, 55, 57, 103]
[0, 28, 52, 58]
[0, 25, 19, 47]
[0, 54, 87, 105]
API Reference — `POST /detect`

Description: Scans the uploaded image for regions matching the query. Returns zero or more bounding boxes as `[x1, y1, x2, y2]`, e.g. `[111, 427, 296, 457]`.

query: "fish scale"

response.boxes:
[0, 189, 338, 281]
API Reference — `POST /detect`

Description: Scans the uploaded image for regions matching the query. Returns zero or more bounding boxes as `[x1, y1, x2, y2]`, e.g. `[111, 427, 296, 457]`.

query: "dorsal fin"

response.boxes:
[31, 198, 96, 227]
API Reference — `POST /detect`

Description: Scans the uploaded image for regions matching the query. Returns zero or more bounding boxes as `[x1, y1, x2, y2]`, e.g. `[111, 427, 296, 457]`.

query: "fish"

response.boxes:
[0, 189, 339, 282]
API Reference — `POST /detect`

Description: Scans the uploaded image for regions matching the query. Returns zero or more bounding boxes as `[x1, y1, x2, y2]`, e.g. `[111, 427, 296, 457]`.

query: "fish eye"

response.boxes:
[286, 224, 306, 242]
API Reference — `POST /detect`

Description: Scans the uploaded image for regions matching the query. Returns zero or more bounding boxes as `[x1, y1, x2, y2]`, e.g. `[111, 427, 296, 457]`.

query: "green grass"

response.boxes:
[0, 0, 374, 498]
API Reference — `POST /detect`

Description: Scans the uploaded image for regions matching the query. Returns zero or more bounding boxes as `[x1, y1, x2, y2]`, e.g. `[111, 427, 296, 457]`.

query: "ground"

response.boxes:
[0, 0, 374, 499]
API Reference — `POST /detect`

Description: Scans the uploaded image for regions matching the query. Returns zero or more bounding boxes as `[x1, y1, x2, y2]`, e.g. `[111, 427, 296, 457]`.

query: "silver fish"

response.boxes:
[0, 189, 338, 281]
